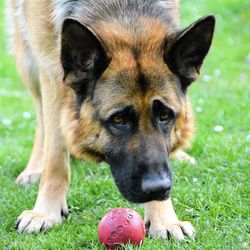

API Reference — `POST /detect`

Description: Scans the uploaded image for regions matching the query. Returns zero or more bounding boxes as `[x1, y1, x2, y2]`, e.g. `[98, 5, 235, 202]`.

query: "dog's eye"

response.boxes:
[108, 106, 136, 134]
[159, 111, 169, 122]
[112, 115, 125, 125]
[153, 99, 175, 124]
[159, 109, 174, 122]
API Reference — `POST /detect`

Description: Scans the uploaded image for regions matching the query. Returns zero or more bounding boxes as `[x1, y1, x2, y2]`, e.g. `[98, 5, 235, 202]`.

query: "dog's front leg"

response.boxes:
[144, 198, 195, 240]
[16, 70, 70, 233]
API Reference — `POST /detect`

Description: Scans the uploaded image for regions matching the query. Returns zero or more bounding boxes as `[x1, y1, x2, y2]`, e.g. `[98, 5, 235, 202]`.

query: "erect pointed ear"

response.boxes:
[165, 15, 215, 89]
[61, 19, 110, 95]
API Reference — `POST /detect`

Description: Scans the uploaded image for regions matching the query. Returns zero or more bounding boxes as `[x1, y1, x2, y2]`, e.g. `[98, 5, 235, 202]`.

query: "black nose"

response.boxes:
[141, 173, 172, 195]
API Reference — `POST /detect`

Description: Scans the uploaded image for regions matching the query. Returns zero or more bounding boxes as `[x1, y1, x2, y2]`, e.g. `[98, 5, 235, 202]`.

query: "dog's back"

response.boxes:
[5, 0, 182, 109]
[52, 0, 179, 32]
[7, 0, 180, 72]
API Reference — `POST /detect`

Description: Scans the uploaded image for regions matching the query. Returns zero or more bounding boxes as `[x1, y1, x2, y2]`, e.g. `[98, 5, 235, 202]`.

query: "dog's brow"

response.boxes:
[152, 96, 180, 115]
[102, 103, 132, 119]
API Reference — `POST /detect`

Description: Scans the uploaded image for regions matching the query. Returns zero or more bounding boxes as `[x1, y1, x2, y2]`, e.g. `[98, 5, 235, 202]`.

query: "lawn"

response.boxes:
[0, 0, 249, 249]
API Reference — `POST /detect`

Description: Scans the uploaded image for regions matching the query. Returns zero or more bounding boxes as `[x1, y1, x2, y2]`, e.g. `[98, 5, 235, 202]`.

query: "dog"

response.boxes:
[7, 0, 215, 240]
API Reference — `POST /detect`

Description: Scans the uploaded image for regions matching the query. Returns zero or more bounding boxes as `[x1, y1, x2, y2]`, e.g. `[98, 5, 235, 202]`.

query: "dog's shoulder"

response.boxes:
[52, 0, 180, 34]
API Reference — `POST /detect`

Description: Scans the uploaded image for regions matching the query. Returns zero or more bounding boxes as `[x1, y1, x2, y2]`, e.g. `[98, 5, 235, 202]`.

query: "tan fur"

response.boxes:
[93, 18, 168, 54]
[60, 87, 106, 162]
[144, 198, 195, 240]
[171, 97, 194, 152]
[10, 1, 44, 185]
[59, 40, 194, 159]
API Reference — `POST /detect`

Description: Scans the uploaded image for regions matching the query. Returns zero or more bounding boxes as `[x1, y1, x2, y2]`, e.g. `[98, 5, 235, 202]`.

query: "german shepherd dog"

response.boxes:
[7, 0, 215, 240]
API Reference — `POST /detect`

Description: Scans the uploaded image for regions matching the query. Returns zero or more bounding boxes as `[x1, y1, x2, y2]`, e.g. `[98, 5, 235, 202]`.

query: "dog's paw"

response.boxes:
[173, 150, 196, 165]
[147, 220, 195, 241]
[15, 171, 41, 186]
[15, 209, 67, 233]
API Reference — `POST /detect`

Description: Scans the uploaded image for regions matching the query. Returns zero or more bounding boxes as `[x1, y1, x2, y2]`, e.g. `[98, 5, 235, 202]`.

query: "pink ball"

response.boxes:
[98, 208, 146, 249]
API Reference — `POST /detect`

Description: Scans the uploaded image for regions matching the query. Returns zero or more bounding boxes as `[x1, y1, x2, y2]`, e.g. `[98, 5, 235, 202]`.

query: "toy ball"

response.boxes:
[98, 208, 146, 249]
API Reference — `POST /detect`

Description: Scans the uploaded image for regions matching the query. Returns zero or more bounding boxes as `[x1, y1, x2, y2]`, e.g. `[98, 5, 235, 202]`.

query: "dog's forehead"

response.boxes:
[93, 17, 169, 54]
[94, 63, 181, 117]
[92, 18, 182, 116]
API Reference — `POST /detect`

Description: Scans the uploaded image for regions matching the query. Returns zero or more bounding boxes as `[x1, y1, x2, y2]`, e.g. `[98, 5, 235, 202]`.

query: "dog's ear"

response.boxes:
[61, 19, 110, 96]
[165, 15, 215, 89]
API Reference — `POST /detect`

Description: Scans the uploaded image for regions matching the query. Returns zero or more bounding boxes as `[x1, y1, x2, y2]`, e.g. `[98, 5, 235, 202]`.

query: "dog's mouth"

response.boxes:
[112, 175, 172, 203]
[120, 186, 171, 203]
[140, 191, 170, 203]
[107, 151, 172, 203]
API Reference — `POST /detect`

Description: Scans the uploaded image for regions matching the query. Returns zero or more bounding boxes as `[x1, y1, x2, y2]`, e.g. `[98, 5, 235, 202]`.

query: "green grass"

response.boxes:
[0, 0, 249, 249]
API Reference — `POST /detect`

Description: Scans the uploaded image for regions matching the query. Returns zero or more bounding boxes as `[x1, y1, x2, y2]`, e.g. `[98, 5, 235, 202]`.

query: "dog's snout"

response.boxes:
[141, 173, 171, 195]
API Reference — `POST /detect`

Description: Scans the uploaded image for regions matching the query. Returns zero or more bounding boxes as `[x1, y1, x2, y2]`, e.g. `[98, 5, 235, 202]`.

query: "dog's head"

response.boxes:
[60, 16, 215, 203]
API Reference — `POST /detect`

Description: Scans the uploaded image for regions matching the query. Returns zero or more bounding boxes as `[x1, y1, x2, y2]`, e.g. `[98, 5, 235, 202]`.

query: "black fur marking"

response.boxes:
[40, 222, 45, 232]
[75, 95, 83, 119]
[145, 221, 151, 233]
[106, 133, 172, 203]
[61, 209, 69, 218]
[137, 71, 149, 94]
[61, 19, 110, 115]
[15, 219, 21, 229]
[165, 15, 215, 89]
[131, 47, 149, 93]
[132, 46, 140, 60]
